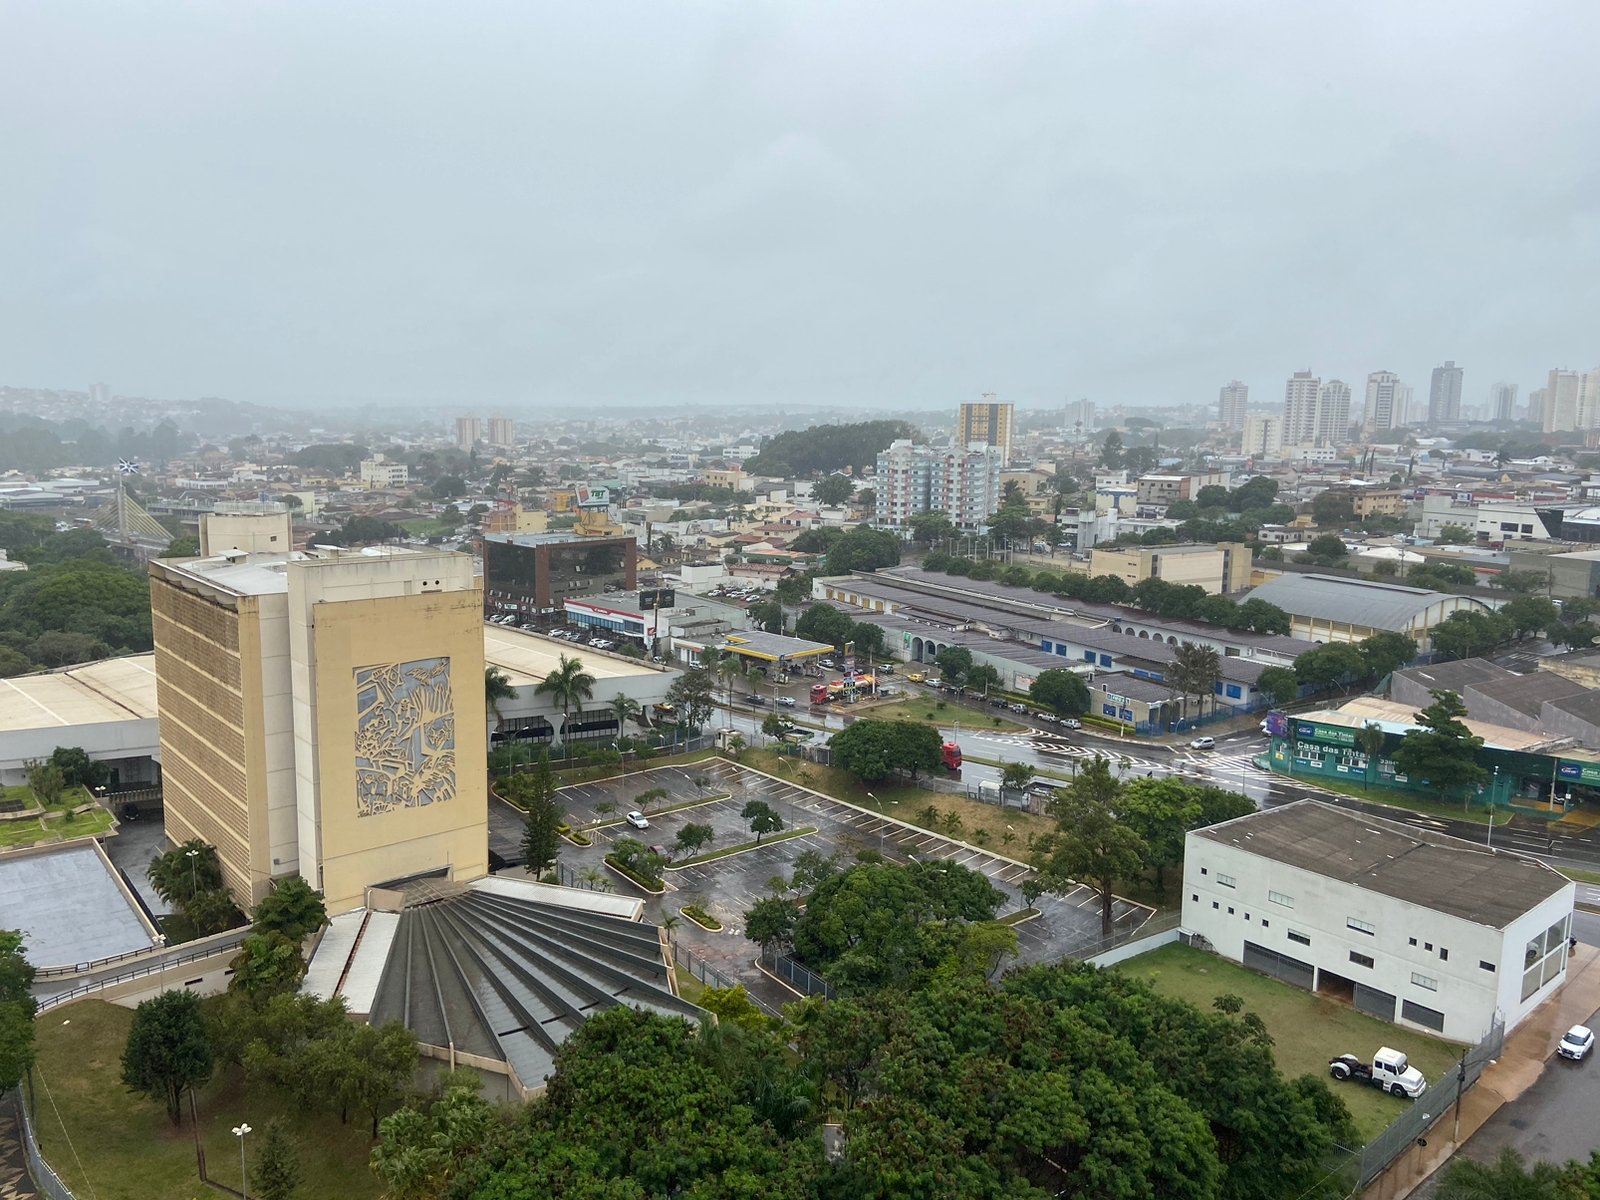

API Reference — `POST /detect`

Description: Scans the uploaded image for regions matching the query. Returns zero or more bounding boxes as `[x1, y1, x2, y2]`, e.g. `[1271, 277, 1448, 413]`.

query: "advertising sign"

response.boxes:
[1265, 710, 1290, 738]
[1295, 720, 1356, 747]
[574, 484, 611, 508]
[638, 587, 676, 610]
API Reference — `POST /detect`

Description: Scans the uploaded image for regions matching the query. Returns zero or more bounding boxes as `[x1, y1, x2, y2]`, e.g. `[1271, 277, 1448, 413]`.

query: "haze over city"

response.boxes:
[3, 1, 1598, 411]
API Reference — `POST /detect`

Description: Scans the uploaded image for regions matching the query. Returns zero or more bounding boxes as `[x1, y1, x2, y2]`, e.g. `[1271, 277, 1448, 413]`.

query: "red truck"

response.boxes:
[941, 742, 963, 771]
[809, 683, 831, 705]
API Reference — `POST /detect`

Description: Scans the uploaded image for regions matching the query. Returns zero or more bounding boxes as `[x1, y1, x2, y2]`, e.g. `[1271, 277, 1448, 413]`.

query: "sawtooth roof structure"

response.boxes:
[316, 878, 701, 1095]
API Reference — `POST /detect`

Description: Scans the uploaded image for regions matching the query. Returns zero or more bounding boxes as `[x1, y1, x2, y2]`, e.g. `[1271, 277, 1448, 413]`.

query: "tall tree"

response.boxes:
[251, 875, 328, 943]
[1358, 722, 1388, 790]
[1032, 756, 1146, 938]
[513, 754, 564, 877]
[1393, 689, 1487, 801]
[484, 665, 516, 733]
[665, 666, 716, 730]
[1030, 668, 1090, 717]
[121, 989, 214, 1124]
[741, 799, 785, 844]
[607, 692, 641, 736]
[534, 652, 596, 749]
[0, 930, 37, 1090]
[1169, 641, 1223, 720]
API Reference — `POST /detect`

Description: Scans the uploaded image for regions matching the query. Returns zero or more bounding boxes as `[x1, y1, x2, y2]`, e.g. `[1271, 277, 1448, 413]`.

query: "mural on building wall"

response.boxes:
[354, 657, 456, 817]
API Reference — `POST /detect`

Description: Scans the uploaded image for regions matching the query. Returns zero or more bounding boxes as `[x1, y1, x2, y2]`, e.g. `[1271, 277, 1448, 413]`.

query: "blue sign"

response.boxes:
[1102, 703, 1117, 717]
[1119, 708, 1134, 722]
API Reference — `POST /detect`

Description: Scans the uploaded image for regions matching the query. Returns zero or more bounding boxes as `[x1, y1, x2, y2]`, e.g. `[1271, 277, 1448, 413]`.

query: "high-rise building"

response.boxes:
[1218, 381, 1249, 431]
[1544, 369, 1583, 433]
[1528, 388, 1548, 427]
[1489, 382, 1518, 423]
[455, 416, 482, 451]
[1578, 369, 1600, 432]
[482, 532, 637, 619]
[1363, 371, 1405, 434]
[89, 382, 110, 407]
[956, 395, 1014, 465]
[1282, 370, 1321, 445]
[1063, 398, 1096, 436]
[149, 517, 488, 914]
[875, 440, 1003, 529]
[1428, 361, 1464, 424]
[486, 416, 515, 449]
[1315, 379, 1352, 446]
[1241, 413, 1283, 458]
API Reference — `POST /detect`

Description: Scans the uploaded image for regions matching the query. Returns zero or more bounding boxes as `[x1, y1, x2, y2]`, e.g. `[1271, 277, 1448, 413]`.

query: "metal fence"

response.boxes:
[15, 1082, 78, 1200]
[759, 946, 836, 999]
[669, 939, 783, 1017]
[1344, 1015, 1506, 1188]
[33, 931, 248, 1013]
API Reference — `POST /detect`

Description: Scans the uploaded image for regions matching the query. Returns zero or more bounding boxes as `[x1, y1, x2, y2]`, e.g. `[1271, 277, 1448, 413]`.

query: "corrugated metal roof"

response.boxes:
[1244, 573, 1483, 631]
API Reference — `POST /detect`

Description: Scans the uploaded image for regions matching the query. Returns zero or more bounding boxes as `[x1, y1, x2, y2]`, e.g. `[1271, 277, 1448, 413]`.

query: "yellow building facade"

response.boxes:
[151, 527, 487, 914]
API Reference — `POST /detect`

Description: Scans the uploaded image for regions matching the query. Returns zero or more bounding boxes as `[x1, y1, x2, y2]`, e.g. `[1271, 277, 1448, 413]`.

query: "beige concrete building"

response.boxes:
[200, 506, 294, 556]
[1087, 542, 1252, 594]
[150, 520, 488, 915]
[358, 454, 410, 490]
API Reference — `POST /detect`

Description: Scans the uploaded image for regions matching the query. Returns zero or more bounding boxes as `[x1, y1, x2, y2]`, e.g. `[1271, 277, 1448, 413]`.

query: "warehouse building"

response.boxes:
[1183, 801, 1575, 1041]
[1241, 573, 1494, 651]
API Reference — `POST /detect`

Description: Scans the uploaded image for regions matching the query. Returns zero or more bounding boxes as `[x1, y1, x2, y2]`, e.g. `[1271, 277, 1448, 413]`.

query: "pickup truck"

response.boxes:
[1329, 1047, 1427, 1098]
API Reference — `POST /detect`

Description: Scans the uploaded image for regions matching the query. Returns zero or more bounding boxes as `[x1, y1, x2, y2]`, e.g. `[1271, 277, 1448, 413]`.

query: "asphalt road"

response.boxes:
[1452, 1004, 1600, 1168]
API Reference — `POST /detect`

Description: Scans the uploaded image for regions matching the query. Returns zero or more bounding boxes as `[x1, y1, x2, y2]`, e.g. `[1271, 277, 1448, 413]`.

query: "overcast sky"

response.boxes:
[2, 2, 1597, 414]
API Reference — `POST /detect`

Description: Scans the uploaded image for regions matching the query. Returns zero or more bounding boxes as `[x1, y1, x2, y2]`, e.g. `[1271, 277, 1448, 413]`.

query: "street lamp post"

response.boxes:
[185, 847, 199, 896]
[232, 1122, 252, 1200]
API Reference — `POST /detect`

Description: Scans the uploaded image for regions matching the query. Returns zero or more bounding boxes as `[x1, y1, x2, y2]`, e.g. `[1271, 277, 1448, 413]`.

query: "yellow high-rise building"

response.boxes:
[149, 519, 488, 914]
[957, 395, 1014, 465]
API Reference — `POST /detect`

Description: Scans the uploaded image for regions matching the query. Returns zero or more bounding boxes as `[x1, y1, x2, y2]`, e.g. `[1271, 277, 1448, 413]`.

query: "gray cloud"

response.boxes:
[1, 0, 1597, 413]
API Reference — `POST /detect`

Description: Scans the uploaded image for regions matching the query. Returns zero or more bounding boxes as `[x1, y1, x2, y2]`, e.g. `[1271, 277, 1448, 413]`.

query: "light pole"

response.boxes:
[865, 791, 883, 854]
[1487, 766, 1500, 849]
[185, 847, 199, 896]
[232, 1122, 252, 1200]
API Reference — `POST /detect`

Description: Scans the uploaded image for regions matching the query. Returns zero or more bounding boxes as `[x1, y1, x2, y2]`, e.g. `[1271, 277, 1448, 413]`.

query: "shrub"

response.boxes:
[680, 904, 722, 931]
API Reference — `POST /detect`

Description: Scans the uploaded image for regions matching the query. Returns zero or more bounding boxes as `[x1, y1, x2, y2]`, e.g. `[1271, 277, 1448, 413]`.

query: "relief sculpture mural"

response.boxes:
[354, 657, 456, 817]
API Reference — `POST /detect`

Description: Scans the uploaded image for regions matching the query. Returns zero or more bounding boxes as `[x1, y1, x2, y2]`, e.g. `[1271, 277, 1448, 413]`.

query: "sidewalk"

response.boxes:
[1364, 942, 1600, 1200]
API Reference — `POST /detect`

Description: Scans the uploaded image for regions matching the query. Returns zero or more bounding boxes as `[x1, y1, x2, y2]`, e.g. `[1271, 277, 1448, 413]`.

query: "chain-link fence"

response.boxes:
[759, 946, 836, 999]
[14, 1082, 78, 1200]
[669, 940, 783, 1017]
[1345, 1015, 1506, 1188]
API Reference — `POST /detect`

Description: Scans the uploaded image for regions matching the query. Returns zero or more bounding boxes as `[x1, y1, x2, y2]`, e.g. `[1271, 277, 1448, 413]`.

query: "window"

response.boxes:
[1439, 948, 1448, 961]
[1408, 937, 1417, 947]
[1349, 951, 1375, 969]
[1217, 873, 1236, 888]
[1424, 942, 1432, 951]
[1191, 893, 1199, 902]
[1287, 930, 1311, 946]
[1347, 917, 1376, 936]
[1479, 961, 1496, 973]
[1410, 973, 1438, 991]
[1200, 867, 1208, 875]
[1225, 684, 1242, 699]
[1227, 907, 1235, 915]
[1261, 919, 1269, 928]
[1268, 890, 1294, 908]
[1212, 901, 1219, 910]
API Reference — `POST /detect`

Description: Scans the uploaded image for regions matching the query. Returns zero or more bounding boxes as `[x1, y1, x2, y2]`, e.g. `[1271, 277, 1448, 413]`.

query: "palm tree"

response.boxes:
[485, 665, 516, 734]
[1169, 641, 1222, 722]
[715, 650, 742, 716]
[535, 653, 596, 755]
[609, 693, 641, 740]
[1359, 722, 1386, 791]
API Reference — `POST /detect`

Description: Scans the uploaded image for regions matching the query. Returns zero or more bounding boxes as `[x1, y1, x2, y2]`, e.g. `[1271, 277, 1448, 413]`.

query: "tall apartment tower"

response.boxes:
[1363, 371, 1405, 434]
[1428, 361, 1464, 424]
[956, 395, 1014, 465]
[1282, 370, 1321, 445]
[875, 440, 1003, 529]
[149, 518, 489, 915]
[1489, 383, 1518, 423]
[486, 416, 515, 448]
[454, 416, 483, 451]
[1544, 369, 1583, 433]
[89, 382, 110, 407]
[1218, 381, 1249, 431]
[1528, 388, 1548, 427]
[1315, 380, 1352, 446]
[1241, 413, 1283, 458]
[1578, 368, 1600, 432]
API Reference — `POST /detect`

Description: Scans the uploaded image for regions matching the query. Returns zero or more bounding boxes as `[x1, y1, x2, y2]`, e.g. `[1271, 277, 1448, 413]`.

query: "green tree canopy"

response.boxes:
[822, 527, 901, 575]
[252, 875, 328, 943]
[121, 989, 214, 1124]
[812, 474, 855, 506]
[744, 420, 916, 476]
[1030, 668, 1090, 717]
[0, 930, 37, 1089]
[1393, 688, 1488, 799]
[1032, 756, 1145, 938]
[829, 720, 944, 783]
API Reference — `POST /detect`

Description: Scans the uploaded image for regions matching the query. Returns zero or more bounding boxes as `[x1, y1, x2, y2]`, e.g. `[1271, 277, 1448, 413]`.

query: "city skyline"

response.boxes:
[2, 2, 1597, 411]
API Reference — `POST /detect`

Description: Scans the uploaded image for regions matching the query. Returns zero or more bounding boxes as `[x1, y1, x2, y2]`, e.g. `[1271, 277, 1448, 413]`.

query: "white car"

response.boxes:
[1190, 736, 1216, 751]
[775, 696, 796, 707]
[1558, 1025, 1594, 1061]
[625, 810, 650, 830]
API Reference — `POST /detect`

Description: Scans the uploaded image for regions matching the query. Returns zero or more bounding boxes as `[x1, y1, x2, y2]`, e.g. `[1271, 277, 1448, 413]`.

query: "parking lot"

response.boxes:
[491, 760, 1155, 1004]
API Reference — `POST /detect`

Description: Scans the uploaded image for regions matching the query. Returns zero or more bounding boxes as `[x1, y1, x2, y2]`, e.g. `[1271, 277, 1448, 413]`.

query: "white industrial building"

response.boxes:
[1182, 801, 1575, 1042]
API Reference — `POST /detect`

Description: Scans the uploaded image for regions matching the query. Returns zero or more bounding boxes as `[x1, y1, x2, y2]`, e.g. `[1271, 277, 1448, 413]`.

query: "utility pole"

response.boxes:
[1451, 1052, 1468, 1142]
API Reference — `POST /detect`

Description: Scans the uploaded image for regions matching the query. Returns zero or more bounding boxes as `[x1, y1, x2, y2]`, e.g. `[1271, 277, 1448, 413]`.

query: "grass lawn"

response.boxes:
[740, 749, 1054, 851]
[1116, 944, 1463, 1141]
[859, 699, 1027, 733]
[1563, 866, 1600, 887]
[32, 1000, 383, 1200]
[0, 807, 113, 849]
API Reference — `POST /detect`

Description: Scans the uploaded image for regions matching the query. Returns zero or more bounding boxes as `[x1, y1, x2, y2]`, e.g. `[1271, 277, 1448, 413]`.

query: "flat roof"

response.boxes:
[0, 656, 159, 728]
[1313, 697, 1557, 752]
[717, 631, 832, 662]
[157, 545, 458, 597]
[1193, 800, 1570, 929]
[483, 626, 666, 686]
[0, 842, 157, 967]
